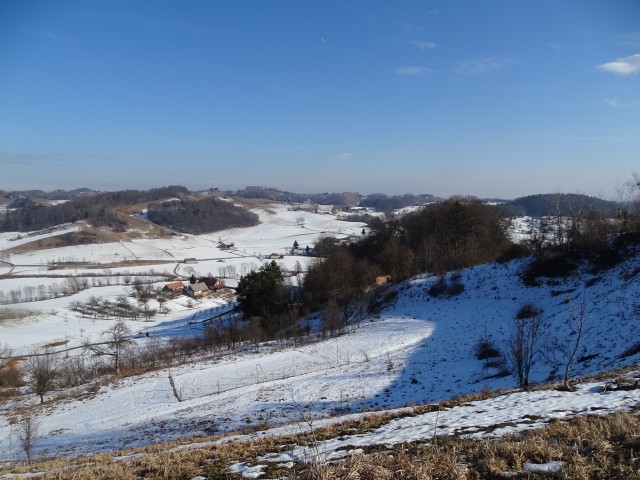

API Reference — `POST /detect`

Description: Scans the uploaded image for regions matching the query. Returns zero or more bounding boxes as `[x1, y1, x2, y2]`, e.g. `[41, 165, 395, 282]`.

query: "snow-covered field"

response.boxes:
[0, 205, 365, 355]
[1, 205, 640, 469]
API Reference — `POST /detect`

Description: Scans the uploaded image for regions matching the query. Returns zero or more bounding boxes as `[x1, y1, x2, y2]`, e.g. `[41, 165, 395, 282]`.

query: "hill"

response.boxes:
[1, 233, 640, 467]
[504, 193, 618, 217]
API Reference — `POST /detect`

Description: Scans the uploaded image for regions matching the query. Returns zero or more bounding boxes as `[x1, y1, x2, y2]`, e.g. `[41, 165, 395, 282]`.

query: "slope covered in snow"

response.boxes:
[2, 242, 640, 463]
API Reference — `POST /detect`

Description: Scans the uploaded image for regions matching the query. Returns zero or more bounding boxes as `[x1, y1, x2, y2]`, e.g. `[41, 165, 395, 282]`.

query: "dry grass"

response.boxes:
[290, 411, 640, 480]
[2, 409, 639, 479]
[0, 309, 41, 326]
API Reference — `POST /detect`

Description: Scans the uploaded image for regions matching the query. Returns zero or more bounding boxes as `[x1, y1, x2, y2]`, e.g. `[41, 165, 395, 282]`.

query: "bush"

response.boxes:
[428, 274, 465, 298]
[619, 342, 640, 359]
[428, 276, 448, 298]
[447, 280, 465, 297]
[522, 255, 577, 285]
[475, 337, 502, 360]
[515, 301, 543, 319]
[0, 357, 24, 388]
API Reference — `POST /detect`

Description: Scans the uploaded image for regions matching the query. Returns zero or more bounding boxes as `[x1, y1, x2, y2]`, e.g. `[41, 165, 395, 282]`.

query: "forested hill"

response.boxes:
[233, 186, 361, 206]
[147, 197, 259, 234]
[233, 187, 440, 212]
[0, 187, 95, 201]
[0, 186, 190, 232]
[359, 193, 439, 212]
[504, 193, 618, 217]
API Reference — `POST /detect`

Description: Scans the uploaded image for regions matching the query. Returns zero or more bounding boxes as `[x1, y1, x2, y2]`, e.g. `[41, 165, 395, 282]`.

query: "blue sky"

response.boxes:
[1, 1, 639, 199]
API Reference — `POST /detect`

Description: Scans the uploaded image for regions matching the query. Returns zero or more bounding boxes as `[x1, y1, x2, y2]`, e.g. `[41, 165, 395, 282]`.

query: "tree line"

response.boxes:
[234, 188, 640, 349]
[0, 186, 189, 232]
[146, 197, 259, 234]
[0, 273, 169, 305]
[231, 198, 513, 343]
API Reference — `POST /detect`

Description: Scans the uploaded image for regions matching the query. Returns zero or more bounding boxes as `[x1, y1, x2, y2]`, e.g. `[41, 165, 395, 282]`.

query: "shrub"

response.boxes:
[619, 342, 640, 359]
[522, 255, 577, 285]
[428, 276, 448, 298]
[515, 301, 543, 319]
[475, 336, 502, 360]
[447, 280, 465, 297]
[428, 274, 465, 298]
[0, 356, 24, 389]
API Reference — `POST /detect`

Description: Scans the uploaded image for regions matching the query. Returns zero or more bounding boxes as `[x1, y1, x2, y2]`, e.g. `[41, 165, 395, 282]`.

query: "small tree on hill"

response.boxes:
[563, 294, 587, 391]
[85, 320, 133, 377]
[17, 412, 40, 465]
[506, 301, 545, 387]
[24, 347, 58, 404]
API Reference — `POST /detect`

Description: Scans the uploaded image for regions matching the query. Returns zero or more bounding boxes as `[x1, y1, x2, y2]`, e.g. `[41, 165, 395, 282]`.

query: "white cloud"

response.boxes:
[598, 53, 640, 75]
[337, 152, 352, 162]
[456, 56, 511, 75]
[410, 40, 436, 50]
[394, 66, 434, 76]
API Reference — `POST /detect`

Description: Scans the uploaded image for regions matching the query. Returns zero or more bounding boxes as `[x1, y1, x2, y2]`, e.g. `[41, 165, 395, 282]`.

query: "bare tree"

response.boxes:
[24, 347, 58, 404]
[322, 297, 343, 338]
[85, 320, 133, 377]
[157, 295, 169, 315]
[564, 294, 587, 391]
[505, 302, 545, 387]
[16, 412, 40, 465]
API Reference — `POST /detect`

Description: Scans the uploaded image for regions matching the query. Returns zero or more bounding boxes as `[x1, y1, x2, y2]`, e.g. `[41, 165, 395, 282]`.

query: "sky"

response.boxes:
[0, 1, 639, 199]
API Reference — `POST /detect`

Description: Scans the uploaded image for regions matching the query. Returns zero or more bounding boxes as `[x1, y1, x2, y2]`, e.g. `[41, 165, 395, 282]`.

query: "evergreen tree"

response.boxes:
[236, 261, 286, 318]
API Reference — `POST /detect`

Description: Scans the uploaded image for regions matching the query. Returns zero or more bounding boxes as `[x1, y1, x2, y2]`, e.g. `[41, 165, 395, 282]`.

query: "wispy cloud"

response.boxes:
[337, 152, 352, 161]
[560, 135, 632, 142]
[599, 53, 640, 75]
[603, 98, 640, 108]
[409, 40, 436, 50]
[619, 32, 640, 47]
[394, 66, 434, 76]
[0, 152, 65, 165]
[456, 56, 511, 75]
[34, 28, 74, 46]
[548, 42, 569, 53]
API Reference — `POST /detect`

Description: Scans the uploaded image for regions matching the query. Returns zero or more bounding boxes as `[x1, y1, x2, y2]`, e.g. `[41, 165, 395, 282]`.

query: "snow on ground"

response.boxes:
[224, 373, 640, 474]
[2, 206, 640, 465]
[0, 204, 365, 355]
[0, 316, 432, 460]
[0, 224, 79, 252]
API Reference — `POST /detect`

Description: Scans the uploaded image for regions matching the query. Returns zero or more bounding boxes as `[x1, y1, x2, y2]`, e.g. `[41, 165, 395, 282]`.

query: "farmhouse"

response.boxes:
[375, 274, 392, 285]
[162, 281, 184, 297]
[186, 282, 210, 298]
[198, 277, 219, 290]
[184, 258, 197, 264]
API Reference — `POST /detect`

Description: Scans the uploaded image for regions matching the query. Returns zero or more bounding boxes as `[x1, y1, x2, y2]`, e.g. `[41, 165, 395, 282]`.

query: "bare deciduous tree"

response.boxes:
[505, 302, 545, 387]
[85, 320, 133, 377]
[564, 294, 587, 391]
[24, 347, 58, 404]
[16, 412, 40, 465]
